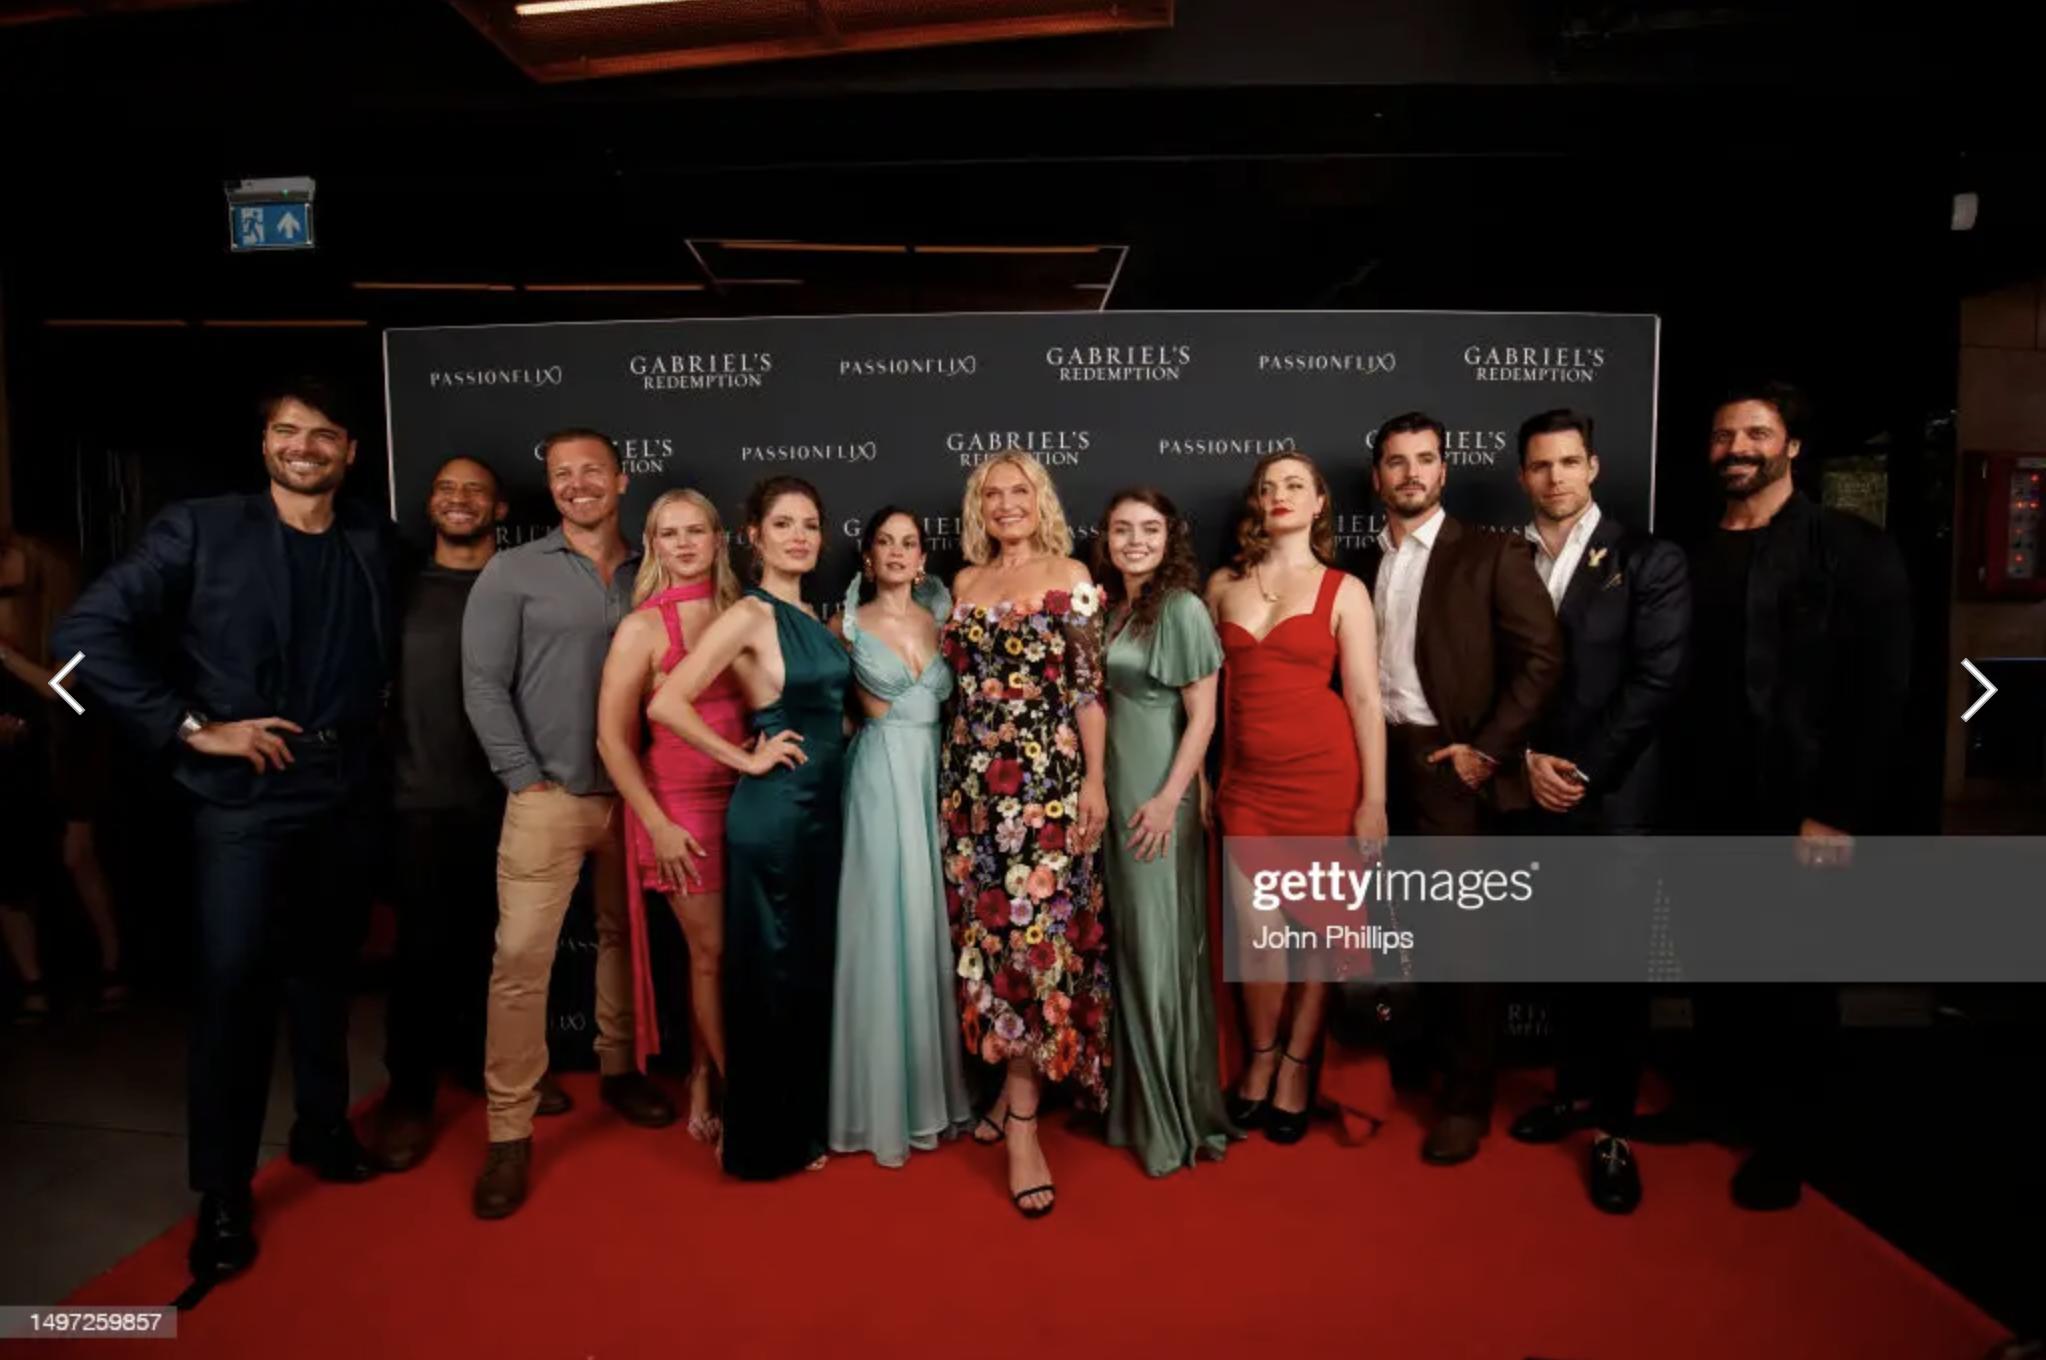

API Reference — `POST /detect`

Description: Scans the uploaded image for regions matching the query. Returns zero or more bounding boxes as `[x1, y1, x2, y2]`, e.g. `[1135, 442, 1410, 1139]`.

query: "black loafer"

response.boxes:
[1588, 1136, 1642, 1214]
[287, 1121, 380, 1184]
[189, 1190, 258, 1280]
[1509, 1097, 1596, 1145]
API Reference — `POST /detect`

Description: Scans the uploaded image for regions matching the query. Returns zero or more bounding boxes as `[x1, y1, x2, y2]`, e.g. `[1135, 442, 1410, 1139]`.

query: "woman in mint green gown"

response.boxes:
[649, 476, 849, 1181]
[828, 508, 974, 1166]
[1092, 488, 1239, 1175]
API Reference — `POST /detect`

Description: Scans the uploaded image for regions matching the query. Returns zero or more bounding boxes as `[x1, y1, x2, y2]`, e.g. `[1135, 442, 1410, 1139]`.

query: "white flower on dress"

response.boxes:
[970, 751, 992, 773]
[957, 946, 984, 981]
[1070, 581, 1101, 617]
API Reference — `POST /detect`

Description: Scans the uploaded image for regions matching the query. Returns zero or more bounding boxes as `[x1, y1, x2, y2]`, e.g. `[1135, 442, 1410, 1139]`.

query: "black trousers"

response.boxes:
[1386, 724, 1497, 1120]
[187, 754, 376, 1196]
[383, 802, 503, 1110]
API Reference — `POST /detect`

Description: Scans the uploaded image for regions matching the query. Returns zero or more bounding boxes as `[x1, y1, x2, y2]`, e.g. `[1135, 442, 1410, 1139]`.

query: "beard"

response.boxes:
[1716, 452, 1790, 500]
[1387, 482, 1442, 515]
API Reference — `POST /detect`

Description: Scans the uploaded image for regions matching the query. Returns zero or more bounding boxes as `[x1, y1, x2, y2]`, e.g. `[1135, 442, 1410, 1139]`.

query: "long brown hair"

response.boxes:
[1229, 451, 1337, 575]
[1092, 487, 1200, 639]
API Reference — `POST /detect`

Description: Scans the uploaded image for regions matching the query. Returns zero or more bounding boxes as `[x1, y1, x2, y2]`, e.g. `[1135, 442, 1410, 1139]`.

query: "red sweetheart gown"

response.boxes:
[1209, 564, 1389, 1142]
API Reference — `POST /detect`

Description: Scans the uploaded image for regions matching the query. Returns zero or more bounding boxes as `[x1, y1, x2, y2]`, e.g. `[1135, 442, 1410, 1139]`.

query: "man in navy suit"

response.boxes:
[54, 377, 395, 1284]
[1499, 408, 1690, 1215]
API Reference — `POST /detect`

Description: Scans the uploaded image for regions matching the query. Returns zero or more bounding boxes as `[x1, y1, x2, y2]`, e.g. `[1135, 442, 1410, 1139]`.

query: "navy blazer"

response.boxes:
[52, 492, 397, 807]
[1532, 513, 1691, 833]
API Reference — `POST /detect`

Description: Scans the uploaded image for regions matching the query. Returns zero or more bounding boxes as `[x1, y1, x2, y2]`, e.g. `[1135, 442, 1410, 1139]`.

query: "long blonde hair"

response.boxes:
[959, 451, 1073, 566]
[632, 488, 740, 609]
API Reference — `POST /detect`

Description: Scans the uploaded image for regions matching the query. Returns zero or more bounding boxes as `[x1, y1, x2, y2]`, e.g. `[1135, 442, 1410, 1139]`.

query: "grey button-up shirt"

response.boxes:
[461, 527, 641, 796]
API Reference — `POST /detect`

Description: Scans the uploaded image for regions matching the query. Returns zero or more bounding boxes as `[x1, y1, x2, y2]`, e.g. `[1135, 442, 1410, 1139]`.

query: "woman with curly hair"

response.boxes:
[939, 451, 1109, 1218]
[1090, 486, 1238, 1176]
[1206, 451, 1390, 1148]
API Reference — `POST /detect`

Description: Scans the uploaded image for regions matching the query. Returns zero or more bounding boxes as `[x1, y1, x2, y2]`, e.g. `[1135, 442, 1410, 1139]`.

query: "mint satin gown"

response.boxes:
[828, 575, 974, 1166]
[721, 586, 851, 1181]
[1102, 588, 1239, 1174]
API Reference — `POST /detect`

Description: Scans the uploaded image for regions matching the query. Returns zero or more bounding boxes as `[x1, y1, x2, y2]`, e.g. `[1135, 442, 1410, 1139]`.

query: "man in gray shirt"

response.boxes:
[462, 427, 675, 1219]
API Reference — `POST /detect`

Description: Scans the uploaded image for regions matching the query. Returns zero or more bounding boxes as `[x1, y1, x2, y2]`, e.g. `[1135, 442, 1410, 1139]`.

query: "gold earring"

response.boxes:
[914, 568, 926, 587]
[862, 559, 875, 581]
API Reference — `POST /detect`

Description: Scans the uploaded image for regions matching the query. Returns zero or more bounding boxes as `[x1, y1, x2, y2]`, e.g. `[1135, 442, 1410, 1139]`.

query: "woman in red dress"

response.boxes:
[1205, 451, 1390, 1145]
[596, 489, 746, 1144]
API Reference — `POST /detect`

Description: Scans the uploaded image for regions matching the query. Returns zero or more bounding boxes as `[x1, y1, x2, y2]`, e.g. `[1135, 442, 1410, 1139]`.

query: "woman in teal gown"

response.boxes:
[649, 476, 849, 1180]
[828, 508, 974, 1166]
[1092, 487, 1239, 1175]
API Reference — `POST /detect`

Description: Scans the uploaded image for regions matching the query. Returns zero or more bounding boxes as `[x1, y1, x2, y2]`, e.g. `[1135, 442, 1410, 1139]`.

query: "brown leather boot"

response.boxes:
[472, 1138, 531, 1219]
[368, 1102, 435, 1173]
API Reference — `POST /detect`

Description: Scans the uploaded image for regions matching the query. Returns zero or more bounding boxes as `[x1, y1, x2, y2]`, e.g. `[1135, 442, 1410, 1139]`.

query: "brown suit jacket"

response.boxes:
[1359, 514, 1564, 810]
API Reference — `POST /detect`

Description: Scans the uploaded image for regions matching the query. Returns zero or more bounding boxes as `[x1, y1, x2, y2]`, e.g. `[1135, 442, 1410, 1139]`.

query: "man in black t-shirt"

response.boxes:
[366, 457, 510, 1172]
[54, 378, 396, 1285]
[1664, 380, 1911, 1211]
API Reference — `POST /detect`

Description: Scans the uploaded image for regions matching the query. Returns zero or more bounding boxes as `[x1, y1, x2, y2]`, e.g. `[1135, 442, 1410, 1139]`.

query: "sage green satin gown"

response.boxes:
[1102, 589, 1239, 1175]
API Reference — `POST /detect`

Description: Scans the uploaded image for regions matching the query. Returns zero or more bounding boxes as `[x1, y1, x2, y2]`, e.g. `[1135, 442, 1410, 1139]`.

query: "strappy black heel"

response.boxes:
[1226, 1040, 1279, 1129]
[971, 1094, 1008, 1145]
[1265, 1050, 1313, 1145]
[1003, 1109, 1055, 1219]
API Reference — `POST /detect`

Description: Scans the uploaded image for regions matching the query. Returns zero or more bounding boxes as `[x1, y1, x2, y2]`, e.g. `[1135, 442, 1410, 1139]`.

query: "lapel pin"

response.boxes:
[1587, 547, 1608, 569]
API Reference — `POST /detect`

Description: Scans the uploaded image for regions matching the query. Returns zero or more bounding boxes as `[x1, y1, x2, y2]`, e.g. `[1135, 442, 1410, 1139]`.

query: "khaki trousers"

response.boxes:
[484, 784, 633, 1143]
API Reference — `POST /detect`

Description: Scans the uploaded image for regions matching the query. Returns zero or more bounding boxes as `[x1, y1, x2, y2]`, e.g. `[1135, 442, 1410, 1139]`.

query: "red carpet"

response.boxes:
[30, 1070, 2008, 1360]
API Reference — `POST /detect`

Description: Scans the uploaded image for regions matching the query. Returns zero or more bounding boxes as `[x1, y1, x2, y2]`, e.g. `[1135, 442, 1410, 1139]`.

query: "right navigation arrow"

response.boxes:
[1961, 658, 1999, 723]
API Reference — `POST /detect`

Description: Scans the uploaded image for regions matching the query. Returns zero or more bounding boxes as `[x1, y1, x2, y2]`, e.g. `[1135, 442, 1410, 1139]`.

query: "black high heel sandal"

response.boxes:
[1264, 1050, 1313, 1145]
[1226, 1041, 1280, 1129]
[1003, 1109, 1055, 1219]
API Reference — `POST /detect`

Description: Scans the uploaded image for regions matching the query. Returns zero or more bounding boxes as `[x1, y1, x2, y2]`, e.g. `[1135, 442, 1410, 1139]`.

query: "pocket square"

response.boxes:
[1601, 572, 1626, 591]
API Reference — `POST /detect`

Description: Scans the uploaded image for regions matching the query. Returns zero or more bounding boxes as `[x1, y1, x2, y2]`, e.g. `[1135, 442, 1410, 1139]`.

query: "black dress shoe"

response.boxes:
[1588, 1136, 1642, 1214]
[189, 1190, 258, 1280]
[1730, 1147, 1802, 1211]
[287, 1121, 380, 1183]
[1509, 1096, 1595, 1145]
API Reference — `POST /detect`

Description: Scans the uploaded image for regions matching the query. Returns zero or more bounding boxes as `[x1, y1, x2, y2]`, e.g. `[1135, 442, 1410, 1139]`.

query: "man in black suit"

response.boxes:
[1663, 379, 1911, 1210]
[1359, 411, 1563, 1166]
[54, 377, 395, 1283]
[1499, 409, 1690, 1214]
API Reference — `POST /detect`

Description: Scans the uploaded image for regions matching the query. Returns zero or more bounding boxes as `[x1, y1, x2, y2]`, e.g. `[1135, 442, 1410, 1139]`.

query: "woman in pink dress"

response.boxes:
[596, 489, 746, 1144]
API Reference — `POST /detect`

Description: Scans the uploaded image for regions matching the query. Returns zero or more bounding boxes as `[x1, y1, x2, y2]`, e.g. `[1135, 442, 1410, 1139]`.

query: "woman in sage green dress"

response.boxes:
[828, 508, 974, 1166]
[649, 476, 849, 1181]
[1092, 487, 1239, 1175]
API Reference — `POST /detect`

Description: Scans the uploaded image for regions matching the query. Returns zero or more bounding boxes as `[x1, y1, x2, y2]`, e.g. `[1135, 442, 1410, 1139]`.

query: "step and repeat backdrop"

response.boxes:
[383, 309, 1659, 1065]
[384, 310, 1661, 599]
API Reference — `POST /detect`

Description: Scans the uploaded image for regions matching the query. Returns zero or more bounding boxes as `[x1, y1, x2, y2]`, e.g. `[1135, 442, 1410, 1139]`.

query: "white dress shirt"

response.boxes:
[1524, 501, 1603, 613]
[1374, 507, 1446, 727]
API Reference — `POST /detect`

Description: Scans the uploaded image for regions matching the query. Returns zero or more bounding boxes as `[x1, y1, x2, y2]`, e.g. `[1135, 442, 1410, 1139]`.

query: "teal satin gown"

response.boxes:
[828, 575, 974, 1166]
[1102, 588, 1240, 1174]
[721, 585, 851, 1180]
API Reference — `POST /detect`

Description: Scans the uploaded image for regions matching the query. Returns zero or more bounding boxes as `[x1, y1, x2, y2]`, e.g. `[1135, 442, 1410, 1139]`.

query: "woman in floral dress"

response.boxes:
[940, 451, 1110, 1219]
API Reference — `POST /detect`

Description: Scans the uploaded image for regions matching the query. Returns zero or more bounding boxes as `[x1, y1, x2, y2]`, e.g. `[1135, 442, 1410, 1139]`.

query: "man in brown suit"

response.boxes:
[1359, 410, 1562, 1164]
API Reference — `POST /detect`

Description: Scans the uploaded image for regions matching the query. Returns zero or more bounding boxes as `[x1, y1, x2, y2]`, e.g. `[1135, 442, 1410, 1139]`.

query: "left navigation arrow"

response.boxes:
[49, 651, 85, 715]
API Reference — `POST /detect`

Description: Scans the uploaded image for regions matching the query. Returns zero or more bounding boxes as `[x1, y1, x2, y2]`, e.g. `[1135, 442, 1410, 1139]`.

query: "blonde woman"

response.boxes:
[595, 489, 744, 1144]
[938, 452, 1109, 1218]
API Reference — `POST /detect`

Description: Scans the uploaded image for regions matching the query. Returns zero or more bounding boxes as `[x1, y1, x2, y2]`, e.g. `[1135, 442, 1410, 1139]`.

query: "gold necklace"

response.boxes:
[1252, 563, 1281, 604]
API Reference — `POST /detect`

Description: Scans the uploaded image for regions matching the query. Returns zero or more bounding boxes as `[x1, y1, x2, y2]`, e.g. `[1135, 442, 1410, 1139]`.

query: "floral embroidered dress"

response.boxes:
[939, 582, 1112, 1110]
